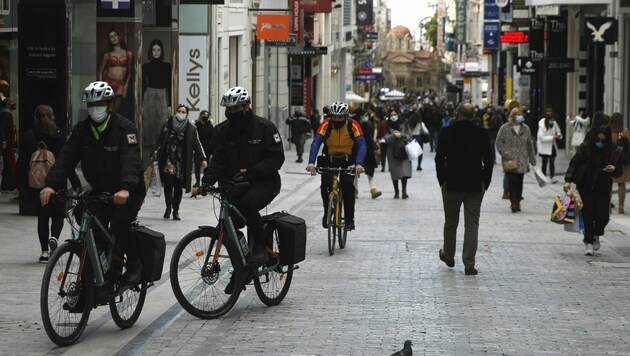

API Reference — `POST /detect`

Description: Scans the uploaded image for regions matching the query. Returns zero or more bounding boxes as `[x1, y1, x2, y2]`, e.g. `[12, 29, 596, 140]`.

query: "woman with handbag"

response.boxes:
[406, 111, 429, 171]
[153, 104, 207, 220]
[384, 109, 412, 199]
[537, 113, 563, 182]
[496, 107, 537, 213]
[564, 125, 622, 255]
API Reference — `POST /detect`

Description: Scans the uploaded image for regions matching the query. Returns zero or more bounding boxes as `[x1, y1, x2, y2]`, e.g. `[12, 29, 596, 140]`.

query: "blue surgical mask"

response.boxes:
[361, 117, 369, 123]
[595, 140, 605, 149]
[549, 120, 555, 126]
[515, 115, 525, 123]
[390, 115, 399, 122]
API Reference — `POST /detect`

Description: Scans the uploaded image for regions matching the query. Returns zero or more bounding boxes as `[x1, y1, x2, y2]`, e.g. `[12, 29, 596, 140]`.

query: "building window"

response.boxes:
[416, 77, 423, 88]
[0, 0, 10, 14]
[343, 0, 351, 26]
[396, 76, 405, 87]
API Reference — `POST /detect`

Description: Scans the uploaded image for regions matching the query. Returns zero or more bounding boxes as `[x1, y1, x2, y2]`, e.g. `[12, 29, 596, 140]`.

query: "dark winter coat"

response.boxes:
[435, 119, 493, 192]
[360, 120, 378, 175]
[155, 118, 206, 193]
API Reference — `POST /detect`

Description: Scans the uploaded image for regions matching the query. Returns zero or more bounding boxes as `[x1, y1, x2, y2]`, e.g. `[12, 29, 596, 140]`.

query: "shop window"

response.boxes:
[0, 0, 10, 14]
[416, 77, 422, 88]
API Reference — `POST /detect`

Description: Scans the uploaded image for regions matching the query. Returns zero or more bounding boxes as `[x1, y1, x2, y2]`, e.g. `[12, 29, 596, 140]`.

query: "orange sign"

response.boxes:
[256, 14, 290, 40]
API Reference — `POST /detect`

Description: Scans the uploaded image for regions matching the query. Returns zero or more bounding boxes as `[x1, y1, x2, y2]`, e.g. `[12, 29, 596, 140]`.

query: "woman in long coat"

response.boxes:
[154, 104, 206, 220]
[384, 109, 412, 199]
[609, 112, 630, 214]
[496, 107, 537, 212]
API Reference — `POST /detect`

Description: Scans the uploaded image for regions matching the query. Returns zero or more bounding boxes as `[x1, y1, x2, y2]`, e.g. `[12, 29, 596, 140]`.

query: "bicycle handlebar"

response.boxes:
[200, 182, 250, 197]
[53, 190, 114, 204]
[315, 166, 356, 176]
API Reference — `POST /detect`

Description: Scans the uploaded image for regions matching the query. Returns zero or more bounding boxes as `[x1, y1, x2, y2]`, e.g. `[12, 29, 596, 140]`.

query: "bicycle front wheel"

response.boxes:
[254, 227, 293, 306]
[109, 261, 147, 329]
[337, 199, 347, 249]
[41, 242, 93, 347]
[327, 195, 337, 256]
[170, 228, 243, 319]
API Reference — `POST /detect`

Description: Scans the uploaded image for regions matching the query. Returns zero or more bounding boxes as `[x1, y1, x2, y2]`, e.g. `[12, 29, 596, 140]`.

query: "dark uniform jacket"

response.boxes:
[435, 119, 493, 192]
[203, 112, 285, 186]
[45, 112, 145, 207]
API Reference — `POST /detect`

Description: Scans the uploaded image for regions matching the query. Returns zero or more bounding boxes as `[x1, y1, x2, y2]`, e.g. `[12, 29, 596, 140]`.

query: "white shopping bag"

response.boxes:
[150, 161, 162, 197]
[533, 165, 549, 187]
[405, 139, 423, 161]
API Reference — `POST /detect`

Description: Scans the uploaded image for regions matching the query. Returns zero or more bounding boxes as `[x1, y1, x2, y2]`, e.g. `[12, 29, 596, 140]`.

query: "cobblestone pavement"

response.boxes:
[1, 144, 629, 355]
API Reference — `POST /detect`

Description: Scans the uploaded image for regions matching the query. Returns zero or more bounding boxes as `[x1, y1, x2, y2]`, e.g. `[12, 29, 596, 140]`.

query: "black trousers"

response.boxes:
[77, 201, 141, 262]
[579, 188, 611, 243]
[229, 180, 280, 247]
[163, 174, 185, 211]
[506, 172, 524, 206]
[379, 142, 388, 169]
[540, 146, 557, 177]
[320, 171, 356, 221]
[37, 189, 65, 251]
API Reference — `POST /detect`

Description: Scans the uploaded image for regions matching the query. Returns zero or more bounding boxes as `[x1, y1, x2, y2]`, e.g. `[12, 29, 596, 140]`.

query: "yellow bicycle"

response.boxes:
[316, 166, 355, 255]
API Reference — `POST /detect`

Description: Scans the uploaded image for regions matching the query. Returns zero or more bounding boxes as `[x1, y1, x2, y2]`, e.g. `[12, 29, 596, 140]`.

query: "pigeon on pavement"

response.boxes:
[390, 340, 412, 356]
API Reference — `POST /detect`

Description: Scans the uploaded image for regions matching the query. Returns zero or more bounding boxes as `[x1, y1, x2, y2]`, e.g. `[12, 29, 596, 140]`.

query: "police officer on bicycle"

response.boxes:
[40, 81, 145, 288]
[306, 101, 366, 231]
[199, 86, 285, 266]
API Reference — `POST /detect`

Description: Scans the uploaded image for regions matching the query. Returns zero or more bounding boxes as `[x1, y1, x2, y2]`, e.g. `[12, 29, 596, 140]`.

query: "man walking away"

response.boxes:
[435, 102, 493, 275]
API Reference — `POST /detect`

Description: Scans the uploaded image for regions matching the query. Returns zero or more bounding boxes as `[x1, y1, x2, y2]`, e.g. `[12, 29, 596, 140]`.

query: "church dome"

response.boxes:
[389, 25, 411, 36]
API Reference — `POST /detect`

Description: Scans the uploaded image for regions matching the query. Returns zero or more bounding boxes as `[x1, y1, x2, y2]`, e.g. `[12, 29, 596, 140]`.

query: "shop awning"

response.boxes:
[346, 91, 369, 103]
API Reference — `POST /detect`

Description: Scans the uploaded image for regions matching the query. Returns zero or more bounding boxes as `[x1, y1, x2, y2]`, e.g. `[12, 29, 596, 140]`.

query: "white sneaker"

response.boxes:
[48, 237, 58, 253]
[593, 236, 601, 251]
[39, 251, 50, 263]
[585, 243, 594, 256]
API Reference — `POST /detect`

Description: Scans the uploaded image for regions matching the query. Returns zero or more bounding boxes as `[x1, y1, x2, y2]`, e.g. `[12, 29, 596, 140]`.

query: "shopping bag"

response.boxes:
[533, 165, 549, 187]
[149, 161, 162, 197]
[404, 139, 423, 161]
[570, 188, 583, 213]
[144, 164, 153, 191]
[550, 193, 575, 224]
[564, 212, 584, 233]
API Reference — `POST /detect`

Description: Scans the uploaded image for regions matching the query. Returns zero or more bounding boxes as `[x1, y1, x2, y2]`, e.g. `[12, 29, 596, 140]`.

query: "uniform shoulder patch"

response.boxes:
[273, 133, 281, 143]
[127, 133, 138, 145]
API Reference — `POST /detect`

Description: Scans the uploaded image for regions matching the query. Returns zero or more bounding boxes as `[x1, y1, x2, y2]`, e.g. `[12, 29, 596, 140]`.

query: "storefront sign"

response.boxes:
[356, 74, 377, 81]
[178, 35, 208, 113]
[484, 0, 499, 20]
[517, 57, 539, 75]
[545, 58, 575, 73]
[288, 49, 317, 57]
[529, 18, 544, 61]
[365, 31, 378, 40]
[292, 0, 301, 43]
[266, 34, 297, 47]
[356, 0, 373, 26]
[256, 14, 290, 40]
[291, 58, 304, 106]
[455, 0, 467, 43]
[584, 17, 617, 45]
[484, 22, 500, 49]
[97, 0, 134, 17]
[500, 31, 529, 43]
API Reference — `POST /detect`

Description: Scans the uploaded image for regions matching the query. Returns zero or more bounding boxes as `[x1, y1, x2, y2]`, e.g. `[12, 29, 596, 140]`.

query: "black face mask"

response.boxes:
[331, 120, 345, 129]
[225, 109, 246, 121]
[226, 109, 252, 131]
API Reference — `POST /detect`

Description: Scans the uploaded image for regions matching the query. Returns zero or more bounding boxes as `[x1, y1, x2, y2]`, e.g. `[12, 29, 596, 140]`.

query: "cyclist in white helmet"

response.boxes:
[199, 86, 285, 294]
[306, 101, 366, 231]
[40, 81, 146, 288]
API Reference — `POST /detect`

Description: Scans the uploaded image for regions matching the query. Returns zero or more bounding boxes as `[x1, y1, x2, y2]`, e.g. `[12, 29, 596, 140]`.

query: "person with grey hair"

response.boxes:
[435, 102, 493, 275]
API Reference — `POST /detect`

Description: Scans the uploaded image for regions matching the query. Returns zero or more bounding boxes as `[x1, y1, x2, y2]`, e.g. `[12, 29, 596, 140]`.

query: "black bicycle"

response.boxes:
[170, 183, 300, 319]
[40, 191, 156, 346]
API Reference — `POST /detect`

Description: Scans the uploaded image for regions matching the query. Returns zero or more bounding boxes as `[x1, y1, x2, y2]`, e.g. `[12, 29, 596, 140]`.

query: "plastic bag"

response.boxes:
[405, 139, 423, 161]
[533, 165, 549, 187]
[150, 161, 162, 197]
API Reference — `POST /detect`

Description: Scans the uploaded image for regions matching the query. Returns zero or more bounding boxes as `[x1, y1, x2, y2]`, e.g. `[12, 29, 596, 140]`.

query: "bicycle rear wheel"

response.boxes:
[41, 242, 93, 347]
[109, 261, 147, 329]
[170, 228, 243, 319]
[327, 195, 337, 255]
[254, 227, 293, 306]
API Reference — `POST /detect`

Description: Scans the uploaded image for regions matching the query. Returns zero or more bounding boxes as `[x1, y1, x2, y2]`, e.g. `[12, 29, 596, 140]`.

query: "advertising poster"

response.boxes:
[178, 35, 209, 116]
[142, 30, 174, 147]
[96, 22, 136, 121]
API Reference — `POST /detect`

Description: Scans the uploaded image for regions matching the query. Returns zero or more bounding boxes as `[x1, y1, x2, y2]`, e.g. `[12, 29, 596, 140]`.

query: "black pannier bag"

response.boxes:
[262, 211, 307, 266]
[134, 226, 166, 282]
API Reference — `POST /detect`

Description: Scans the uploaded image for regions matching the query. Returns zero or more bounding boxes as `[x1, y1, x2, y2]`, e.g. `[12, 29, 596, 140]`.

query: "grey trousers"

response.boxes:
[441, 187, 485, 268]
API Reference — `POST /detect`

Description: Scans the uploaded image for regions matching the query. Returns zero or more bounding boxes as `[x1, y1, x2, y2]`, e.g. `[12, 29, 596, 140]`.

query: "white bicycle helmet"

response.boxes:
[220, 86, 251, 107]
[82, 81, 115, 102]
[329, 101, 349, 116]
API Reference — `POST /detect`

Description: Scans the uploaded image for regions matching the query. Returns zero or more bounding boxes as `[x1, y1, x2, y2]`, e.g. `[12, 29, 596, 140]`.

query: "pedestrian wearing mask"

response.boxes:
[285, 108, 311, 163]
[194, 110, 213, 187]
[496, 108, 537, 213]
[384, 109, 412, 199]
[564, 126, 622, 255]
[354, 107, 382, 198]
[153, 104, 207, 220]
[537, 113, 562, 182]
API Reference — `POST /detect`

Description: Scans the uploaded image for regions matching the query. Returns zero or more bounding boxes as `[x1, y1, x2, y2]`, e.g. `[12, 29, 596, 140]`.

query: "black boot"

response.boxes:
[122, 257, 143, 287]
[172, 209, 180, 220]
[163, 206, 171, 219]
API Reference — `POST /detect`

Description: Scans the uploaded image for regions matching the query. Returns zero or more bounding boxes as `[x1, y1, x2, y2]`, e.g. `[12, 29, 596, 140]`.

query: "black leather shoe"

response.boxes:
[172, 211, 180, 220]
[163, 207, 171, 219]
[465, 266, 479, 275]
[250, 245, 269, 264]
[344, 219, 355, 231]
[322, 216, 329, 229]
[439, 249, 455, 268]
[122, 259, 143, 287]
[224, 272, 252, 294]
